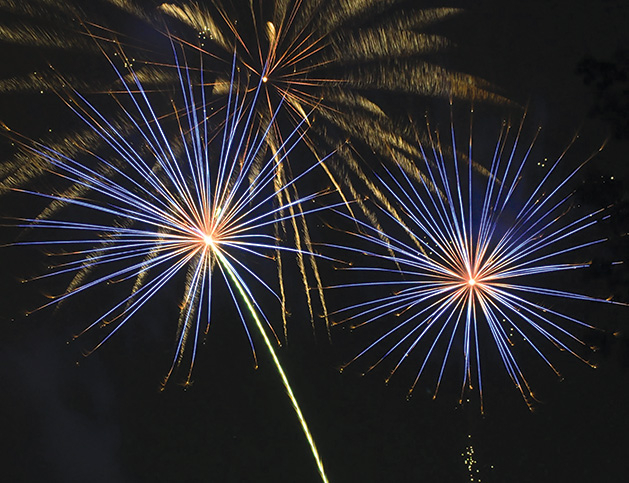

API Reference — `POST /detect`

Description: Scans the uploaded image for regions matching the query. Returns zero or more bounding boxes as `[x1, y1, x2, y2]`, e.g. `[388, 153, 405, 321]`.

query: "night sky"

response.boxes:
[1, 1, 628, 482]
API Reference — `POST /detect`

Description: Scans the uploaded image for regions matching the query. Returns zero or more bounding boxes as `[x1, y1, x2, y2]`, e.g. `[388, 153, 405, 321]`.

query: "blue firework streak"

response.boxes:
[331, 109, 626, 411]
[4, 38, 332, 481]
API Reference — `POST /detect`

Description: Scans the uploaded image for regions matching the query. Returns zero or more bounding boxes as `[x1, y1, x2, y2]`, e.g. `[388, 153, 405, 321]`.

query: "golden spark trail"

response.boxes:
[215, 250, 329, 483]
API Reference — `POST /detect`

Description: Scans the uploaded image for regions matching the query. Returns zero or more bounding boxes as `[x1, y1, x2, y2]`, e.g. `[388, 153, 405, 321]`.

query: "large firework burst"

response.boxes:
[3, 38, 332, 481]
[330, 108, 626, 411]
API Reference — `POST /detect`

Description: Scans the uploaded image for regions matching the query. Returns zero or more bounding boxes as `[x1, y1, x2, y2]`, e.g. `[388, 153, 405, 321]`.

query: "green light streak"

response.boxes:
[215, 250, 329, 483]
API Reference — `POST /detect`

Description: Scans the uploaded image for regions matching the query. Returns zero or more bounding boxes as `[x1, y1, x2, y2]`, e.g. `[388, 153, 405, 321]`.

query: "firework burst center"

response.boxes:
[202, 233, 215, 247]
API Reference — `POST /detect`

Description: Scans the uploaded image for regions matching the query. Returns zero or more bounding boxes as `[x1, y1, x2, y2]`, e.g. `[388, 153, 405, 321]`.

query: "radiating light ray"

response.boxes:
[330, 108, 627, 412]
[3, 37, 333, 481]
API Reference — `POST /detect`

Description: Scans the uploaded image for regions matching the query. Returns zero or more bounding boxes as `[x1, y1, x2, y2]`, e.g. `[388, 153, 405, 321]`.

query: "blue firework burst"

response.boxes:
[4, 37, 332, 481]
[331, 109, 626, 411]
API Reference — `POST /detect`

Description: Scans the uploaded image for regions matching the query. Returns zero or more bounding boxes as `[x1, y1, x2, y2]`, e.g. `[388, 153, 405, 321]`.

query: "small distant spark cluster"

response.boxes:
[462, 434, 490, 482]
[333, 111, 625, 410]
[463, 438, 478, 482]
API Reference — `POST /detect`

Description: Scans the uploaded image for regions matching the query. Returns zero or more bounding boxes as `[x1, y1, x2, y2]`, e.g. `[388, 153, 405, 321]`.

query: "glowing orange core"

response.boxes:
[262, 76, 268, 83]
[203, 234, 215, 247]
[468, 278, 476, 287]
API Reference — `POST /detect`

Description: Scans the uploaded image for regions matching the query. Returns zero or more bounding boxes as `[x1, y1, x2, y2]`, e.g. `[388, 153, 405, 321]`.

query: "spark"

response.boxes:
[331, 109, 626, 412]
[4, 38, 332, 482]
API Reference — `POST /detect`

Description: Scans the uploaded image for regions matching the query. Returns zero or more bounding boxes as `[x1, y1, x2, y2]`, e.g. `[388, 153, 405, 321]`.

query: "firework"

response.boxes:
[3, 39, 331, 481]
[330, 108, 626, 411]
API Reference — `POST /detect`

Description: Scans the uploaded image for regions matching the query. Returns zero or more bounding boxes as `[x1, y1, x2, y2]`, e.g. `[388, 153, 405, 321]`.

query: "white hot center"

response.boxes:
[203, 234, 215, 247]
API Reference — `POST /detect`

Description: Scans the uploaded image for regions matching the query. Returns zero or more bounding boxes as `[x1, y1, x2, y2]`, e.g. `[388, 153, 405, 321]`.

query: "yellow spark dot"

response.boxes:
[262, 76, 268, 83]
